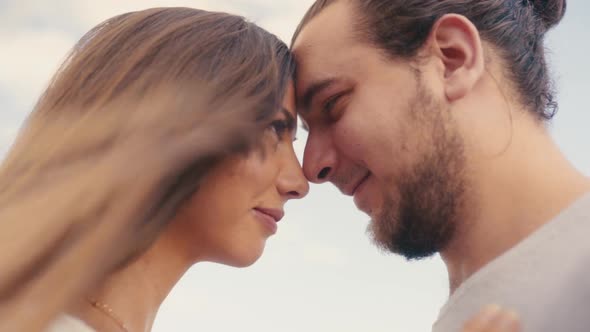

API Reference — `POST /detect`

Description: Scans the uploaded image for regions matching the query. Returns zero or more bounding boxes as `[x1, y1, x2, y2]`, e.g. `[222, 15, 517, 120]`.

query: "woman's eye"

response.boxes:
[269, 119, 289, 138]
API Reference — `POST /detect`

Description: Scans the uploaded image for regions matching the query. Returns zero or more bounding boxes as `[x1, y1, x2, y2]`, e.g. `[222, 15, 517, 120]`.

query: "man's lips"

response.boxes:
[342, 172, 371, 196]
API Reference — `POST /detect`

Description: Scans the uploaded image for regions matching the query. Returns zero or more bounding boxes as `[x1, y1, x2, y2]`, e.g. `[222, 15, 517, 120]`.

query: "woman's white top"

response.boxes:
[45, 315, 95, 332]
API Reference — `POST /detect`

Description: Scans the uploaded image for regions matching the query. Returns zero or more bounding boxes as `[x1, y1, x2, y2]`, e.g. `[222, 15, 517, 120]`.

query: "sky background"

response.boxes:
[0, 1, 588, 331]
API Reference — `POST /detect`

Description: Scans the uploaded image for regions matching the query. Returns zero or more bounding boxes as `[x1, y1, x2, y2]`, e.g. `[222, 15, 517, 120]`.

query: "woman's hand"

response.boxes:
[462, 305, 521, 332]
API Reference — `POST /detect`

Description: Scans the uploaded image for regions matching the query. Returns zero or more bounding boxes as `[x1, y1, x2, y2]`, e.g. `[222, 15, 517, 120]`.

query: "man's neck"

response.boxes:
[441, 123, 590, 294]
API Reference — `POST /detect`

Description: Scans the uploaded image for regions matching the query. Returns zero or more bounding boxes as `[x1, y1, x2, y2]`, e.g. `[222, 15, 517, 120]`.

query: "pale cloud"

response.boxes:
[0, 28, 75, 105]
[303, 245, 349, 266]
[0, 126, 17, 156]
[0, 26, 76, 154]
[1, 1, 589, 332]
[67, 0, 243, 27]
[0, 0, 312, 161]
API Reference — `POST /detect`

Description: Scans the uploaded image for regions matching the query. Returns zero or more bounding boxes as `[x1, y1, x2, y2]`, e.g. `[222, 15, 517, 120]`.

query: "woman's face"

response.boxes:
[172, 82, 309, 267]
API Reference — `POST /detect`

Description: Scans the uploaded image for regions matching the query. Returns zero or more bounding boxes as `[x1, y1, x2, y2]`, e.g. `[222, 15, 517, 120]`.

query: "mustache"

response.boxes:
[330, 164, 368, 193]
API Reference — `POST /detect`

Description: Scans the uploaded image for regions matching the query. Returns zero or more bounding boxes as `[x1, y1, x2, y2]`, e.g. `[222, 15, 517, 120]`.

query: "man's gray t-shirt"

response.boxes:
[433, 192, 590, 332]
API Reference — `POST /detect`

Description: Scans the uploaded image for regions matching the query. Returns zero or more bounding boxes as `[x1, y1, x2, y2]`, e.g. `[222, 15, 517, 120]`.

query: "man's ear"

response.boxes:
[428, 14, 485, 102]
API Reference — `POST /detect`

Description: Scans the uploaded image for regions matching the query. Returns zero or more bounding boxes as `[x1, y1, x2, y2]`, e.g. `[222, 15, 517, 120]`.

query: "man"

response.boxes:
[291, 0, 589, 331]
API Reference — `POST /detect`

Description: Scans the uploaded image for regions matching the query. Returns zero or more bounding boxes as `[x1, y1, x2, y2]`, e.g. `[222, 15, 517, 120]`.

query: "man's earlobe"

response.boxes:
[430, 14, 485, 102]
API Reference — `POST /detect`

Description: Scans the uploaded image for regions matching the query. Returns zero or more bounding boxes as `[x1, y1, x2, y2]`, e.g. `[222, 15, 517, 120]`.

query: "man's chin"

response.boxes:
[353, 197, 375, 217]
[366, 217, 443, 260]
[365, 215, 396, 253]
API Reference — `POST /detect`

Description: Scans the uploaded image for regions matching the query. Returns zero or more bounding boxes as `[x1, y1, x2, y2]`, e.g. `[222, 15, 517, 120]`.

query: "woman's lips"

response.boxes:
[252, 207, 283, 234]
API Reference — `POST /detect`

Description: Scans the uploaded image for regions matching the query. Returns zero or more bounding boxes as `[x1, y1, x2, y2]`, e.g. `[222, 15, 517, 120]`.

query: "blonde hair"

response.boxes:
[0, 7, 295, 331]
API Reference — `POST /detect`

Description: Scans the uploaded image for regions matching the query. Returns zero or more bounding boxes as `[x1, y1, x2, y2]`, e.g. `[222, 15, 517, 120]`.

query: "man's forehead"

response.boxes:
[292, 5, 360, 94]
[292, 0, 357, 65]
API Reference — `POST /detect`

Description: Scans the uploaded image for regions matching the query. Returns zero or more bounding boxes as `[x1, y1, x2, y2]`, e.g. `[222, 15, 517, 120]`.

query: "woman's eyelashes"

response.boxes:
[270, 119, 289, 138]
[269, 116, 296, 142]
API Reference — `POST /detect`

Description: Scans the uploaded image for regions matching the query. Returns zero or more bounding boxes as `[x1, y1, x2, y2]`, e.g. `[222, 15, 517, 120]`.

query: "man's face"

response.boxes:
[293, 1, 468, 259]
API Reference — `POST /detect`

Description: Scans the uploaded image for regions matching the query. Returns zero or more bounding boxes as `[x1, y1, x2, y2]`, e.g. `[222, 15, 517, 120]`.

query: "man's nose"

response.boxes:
[302, 131, 337, 184]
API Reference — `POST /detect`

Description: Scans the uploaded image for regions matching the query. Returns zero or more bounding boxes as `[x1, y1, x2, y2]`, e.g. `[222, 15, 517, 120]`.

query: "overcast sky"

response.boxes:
[0, 1, 588, 331]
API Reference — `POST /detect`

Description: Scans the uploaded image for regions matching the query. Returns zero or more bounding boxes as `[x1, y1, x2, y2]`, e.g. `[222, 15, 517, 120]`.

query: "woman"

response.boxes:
[0, 7, 307, 332]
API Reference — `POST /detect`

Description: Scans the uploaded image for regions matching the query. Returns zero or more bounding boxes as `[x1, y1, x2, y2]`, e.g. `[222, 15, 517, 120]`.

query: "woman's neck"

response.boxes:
[68, 230, 194, 332]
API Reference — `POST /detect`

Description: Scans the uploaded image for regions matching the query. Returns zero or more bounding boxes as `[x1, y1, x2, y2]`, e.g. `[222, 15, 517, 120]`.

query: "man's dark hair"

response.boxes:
[292, 0, 567, 120]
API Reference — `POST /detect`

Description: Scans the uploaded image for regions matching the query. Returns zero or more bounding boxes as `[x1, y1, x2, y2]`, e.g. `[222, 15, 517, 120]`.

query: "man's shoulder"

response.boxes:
[434, 192, 590, 332]
[434, 245, 590, 332]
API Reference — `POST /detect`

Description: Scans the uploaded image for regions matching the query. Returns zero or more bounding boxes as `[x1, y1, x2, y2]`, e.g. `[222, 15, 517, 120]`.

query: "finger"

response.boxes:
[463, 304, 501, 332]
[462, 304, 521, 332]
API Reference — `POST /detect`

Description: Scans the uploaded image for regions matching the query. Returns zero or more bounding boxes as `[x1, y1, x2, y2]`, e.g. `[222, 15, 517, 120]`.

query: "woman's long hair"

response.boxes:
[0, 7, 295, 331]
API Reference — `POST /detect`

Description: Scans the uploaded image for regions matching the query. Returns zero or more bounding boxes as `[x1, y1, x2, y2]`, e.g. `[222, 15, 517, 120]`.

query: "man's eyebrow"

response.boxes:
[299, 78, 337, 112]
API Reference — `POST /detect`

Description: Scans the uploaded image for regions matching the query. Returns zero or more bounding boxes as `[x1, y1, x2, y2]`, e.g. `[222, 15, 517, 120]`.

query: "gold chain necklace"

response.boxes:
[87, 298, 130, 332]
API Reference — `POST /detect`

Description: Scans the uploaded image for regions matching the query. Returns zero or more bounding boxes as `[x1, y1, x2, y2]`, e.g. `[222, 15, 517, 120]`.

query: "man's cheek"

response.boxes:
[333, 128, 368, 158]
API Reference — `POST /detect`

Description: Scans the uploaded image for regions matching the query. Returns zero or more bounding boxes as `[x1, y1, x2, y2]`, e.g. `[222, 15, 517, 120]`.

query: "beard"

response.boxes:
[368, 82, 467, 261]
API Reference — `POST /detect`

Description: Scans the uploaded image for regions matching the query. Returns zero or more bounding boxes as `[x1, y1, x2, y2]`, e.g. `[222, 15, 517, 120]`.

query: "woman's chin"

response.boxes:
[213, 243, 266, 268]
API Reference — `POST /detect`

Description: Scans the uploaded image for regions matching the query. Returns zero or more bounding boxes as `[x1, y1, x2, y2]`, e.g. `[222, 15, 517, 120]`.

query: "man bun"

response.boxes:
[530, 0, 567, 30]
